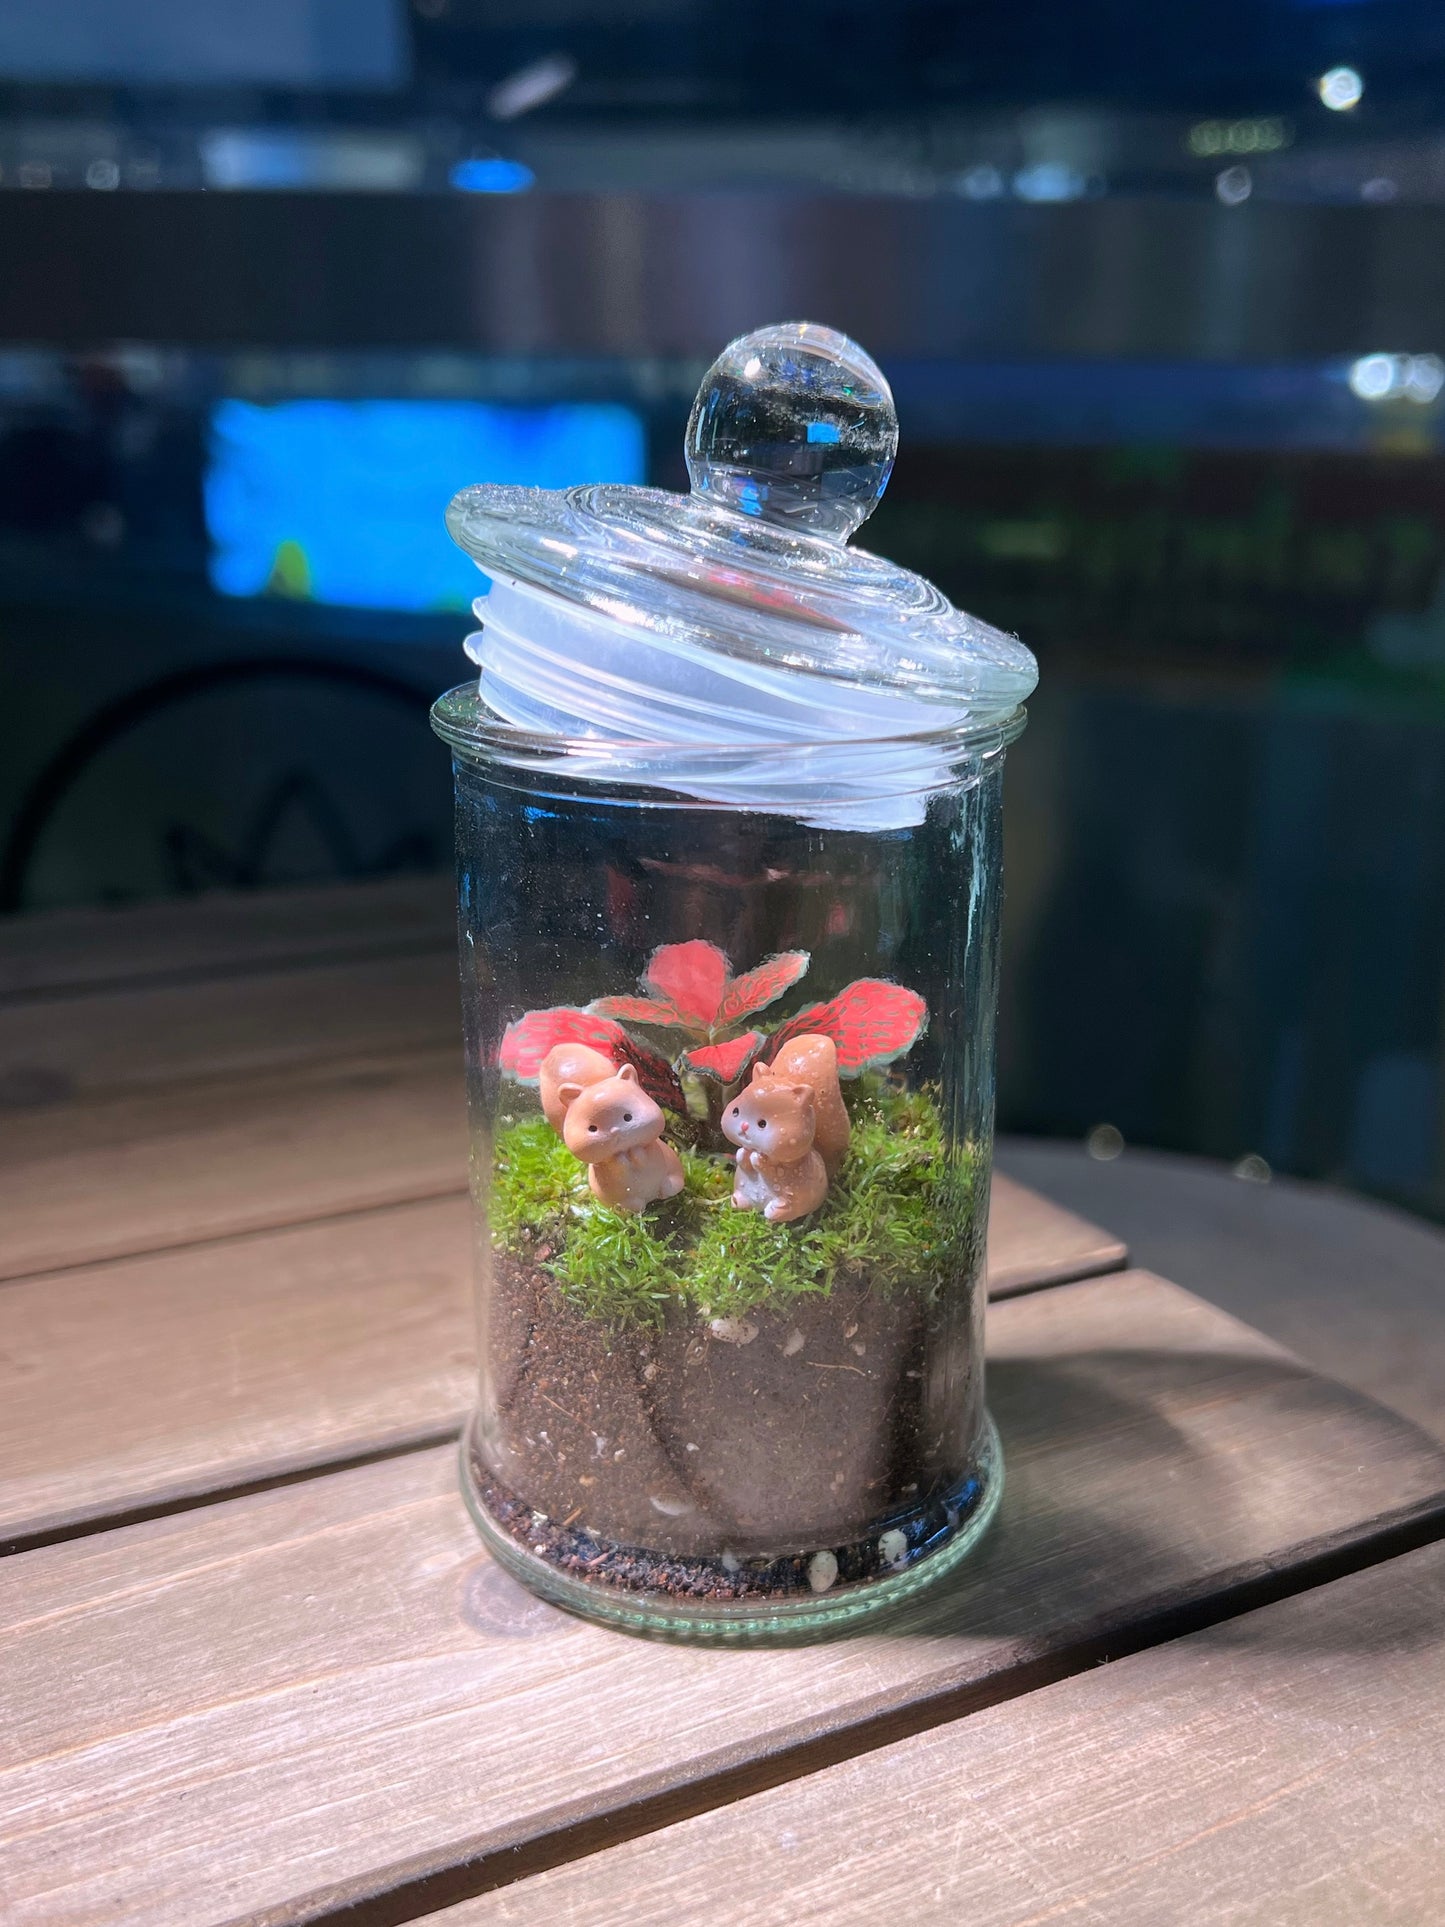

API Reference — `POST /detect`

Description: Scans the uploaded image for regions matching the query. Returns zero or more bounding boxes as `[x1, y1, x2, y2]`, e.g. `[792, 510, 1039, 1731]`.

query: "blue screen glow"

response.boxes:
[450, 157, 534, 193]
[205, 397, 645, 611]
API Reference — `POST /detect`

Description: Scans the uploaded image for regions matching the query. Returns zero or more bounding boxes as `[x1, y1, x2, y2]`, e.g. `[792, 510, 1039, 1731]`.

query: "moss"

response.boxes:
[488, 1080, 978, 1328]
[547, 1198, 692, 1324]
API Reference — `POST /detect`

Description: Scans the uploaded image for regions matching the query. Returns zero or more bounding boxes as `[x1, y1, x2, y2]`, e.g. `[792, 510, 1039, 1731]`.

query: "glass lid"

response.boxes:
[445, 321, 1038, 740]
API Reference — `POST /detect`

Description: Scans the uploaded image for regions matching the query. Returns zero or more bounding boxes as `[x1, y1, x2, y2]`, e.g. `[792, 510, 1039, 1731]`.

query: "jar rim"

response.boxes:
[429, 683, 1029, 766]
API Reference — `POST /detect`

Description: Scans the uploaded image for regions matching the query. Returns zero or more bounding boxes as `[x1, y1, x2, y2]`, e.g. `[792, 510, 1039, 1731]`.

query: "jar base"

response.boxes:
[459, 1411, 1003, 1643]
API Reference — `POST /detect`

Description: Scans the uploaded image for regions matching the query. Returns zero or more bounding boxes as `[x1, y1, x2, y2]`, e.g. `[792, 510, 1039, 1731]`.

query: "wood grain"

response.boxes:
[460, 1540, 1445, 1927]
[2, 1271, 1442, 1927]
[1000, 1138, 1445, 1438]
[0, 1053, 467, 1281]
[0, 1178, 1117, 1546]
[0, 873, 455, 1002]
[0, 1197, 476, 1547]
[986, 1172, 1125, 1296]
[0, 949, 460, 1102]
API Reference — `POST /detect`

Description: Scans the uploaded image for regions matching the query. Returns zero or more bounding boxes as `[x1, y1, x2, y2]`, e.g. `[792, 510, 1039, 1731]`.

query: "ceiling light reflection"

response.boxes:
[1318, 66, 1363, 111]
[1348, 354, 1445, 403]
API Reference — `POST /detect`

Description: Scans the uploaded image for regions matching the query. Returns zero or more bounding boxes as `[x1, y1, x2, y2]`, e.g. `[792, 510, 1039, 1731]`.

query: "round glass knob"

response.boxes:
[685, 321, 898, 542]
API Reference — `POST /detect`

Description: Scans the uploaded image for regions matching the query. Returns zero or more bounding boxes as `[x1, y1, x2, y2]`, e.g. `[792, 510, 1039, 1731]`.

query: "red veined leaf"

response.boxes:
[616, 1038, 688, 1115]
[587, 993, 696, 1028]
[643, 940, 729, 1026]
[714, 950, 810, 1025]
[682, 1031, 765, 1084]
[762, 1003, 828, 1061]
[498, 1006, 687, 1112]
[766, 979, 928, 1074]
[498, 1006, 629, 1082]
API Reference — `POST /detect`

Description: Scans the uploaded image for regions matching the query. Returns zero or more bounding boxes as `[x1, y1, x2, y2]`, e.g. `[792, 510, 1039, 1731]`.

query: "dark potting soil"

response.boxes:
[476, 1250, 983, 1600]
[469, 1452, 985, 1604]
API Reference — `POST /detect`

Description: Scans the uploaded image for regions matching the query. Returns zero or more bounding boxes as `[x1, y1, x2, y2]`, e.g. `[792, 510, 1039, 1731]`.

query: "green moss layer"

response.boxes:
[489, 1078, 979, 1326]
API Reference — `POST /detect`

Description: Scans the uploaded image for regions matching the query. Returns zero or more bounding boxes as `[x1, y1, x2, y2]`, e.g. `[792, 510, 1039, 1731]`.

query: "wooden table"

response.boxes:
[2, 878, 1444, 1927]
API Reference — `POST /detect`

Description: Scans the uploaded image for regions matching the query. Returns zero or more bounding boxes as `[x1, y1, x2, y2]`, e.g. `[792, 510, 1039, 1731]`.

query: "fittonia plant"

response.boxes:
[498, 941, 928, 1129]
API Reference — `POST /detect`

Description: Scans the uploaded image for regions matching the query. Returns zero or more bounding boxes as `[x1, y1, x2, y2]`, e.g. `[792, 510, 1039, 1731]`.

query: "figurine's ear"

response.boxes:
[556, 1080, 586, 1108]
[750, 1061, 773, 1084]
[615, 1061, 639, 1084]
[783, 1082, 814, 1104]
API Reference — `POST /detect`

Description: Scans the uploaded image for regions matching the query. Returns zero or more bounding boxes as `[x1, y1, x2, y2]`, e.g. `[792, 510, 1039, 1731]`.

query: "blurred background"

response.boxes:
[2, 0, 1443, 1222]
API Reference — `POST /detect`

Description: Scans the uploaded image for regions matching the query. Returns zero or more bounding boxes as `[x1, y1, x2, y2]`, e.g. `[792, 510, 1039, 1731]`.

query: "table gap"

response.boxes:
[0, 1428, 462, 1559]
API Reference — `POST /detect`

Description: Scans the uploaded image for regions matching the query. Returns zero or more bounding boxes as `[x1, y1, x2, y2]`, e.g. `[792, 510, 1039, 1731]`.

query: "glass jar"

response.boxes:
[432, 323, 1036, 1638]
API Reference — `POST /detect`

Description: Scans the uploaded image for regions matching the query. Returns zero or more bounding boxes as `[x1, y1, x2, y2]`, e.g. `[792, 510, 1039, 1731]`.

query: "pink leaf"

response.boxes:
[498, 1007, 629, 1082]
[715, 950, 810, 1025]
[588, 993, 696, 1028]
[682, 1031, 765, 1084]
[497, 1005, 687, 1113]
[766, 980, 928, 1075]
[643, 940, 730, 1026]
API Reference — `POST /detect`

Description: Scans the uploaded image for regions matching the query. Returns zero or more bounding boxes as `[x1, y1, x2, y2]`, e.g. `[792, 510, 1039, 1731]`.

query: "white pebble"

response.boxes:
[782, 1329, 805, 1357]
[709, 1316, 758, 1345]
[649, 1495, 694, 1516]
[878, 1528, 909, 1569]
[720, 1551, 741, 1573]
[686, 1442, 699, 1452]
[808, 1550, 839, 1593]
[851, 1343, 867, 1357]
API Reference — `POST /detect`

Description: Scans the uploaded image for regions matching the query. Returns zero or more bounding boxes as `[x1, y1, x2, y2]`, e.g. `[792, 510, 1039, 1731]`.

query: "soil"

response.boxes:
[474, 1250, 985, 1601]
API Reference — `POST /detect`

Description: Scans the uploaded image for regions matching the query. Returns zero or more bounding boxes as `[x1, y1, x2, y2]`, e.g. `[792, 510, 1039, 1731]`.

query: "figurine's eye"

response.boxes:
[622, 1111, 633, 1122]
[756, 1117, 767, 1129]
[730, 1106, 738, 1115]
[588, 1123, 598, 1133]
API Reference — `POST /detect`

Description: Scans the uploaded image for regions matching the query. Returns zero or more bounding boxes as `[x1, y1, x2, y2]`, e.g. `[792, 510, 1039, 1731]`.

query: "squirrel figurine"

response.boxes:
[538, 1041, 615, 1134]
[722, 1080, 829, 1223]
[539, 1044, 685, 1213]
[748, 1034, 850, 1177]
[721, 1034, 850, 1224]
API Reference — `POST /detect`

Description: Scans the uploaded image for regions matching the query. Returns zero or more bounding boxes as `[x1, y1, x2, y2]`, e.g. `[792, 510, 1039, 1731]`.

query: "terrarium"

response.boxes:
[431, 321, 1037, 1637]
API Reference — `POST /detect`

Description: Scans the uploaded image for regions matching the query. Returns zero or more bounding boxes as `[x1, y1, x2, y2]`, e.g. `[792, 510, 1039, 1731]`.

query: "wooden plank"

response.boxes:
[0, 1053, 467, 1281]
[0, 874, 455, 1002]
[0, 1179, 1118, 1547]
[0, 949, 459, 1103]
[1000, 1138, 1445, 1438]
[0, 1039, 1121, 1287]
[0, 1197, 476, 1548]
[2, 1271, 1442, 1927]
[986, 1172, 1125, 1296]
[462, 1540, 1445, 1927]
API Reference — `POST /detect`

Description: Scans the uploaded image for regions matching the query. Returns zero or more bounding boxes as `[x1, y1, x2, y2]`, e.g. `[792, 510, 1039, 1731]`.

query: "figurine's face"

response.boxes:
[722, 1082, 815, 1159]
[561, 1064, 664, 1161]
